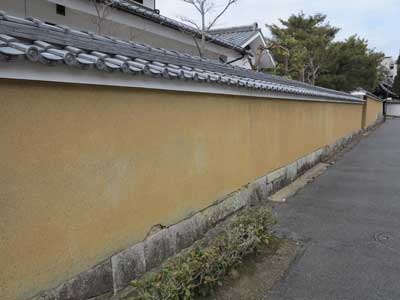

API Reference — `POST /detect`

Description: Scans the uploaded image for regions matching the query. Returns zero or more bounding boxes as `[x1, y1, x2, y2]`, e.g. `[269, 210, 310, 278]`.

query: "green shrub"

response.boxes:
[126, 207, 277, 300]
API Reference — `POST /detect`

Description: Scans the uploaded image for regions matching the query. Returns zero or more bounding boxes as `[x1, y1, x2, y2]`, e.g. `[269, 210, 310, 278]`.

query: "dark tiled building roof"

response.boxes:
[209, 23, 261, 47]
[110, 0, 246, 53]
[0, 12, 361, 103]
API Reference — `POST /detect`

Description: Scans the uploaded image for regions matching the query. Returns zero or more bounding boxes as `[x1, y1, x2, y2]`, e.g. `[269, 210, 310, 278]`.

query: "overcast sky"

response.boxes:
[157, 0, 400, 58]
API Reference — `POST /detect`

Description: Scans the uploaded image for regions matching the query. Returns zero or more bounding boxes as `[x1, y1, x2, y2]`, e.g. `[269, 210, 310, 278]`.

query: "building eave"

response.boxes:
[240, 31, 266, 48]
[110, 0, 246, 54]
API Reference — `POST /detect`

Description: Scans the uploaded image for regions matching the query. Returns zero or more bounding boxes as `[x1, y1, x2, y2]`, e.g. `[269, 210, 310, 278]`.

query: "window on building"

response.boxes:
[56, 4, 66, 16]
[131, 0, 155, 10]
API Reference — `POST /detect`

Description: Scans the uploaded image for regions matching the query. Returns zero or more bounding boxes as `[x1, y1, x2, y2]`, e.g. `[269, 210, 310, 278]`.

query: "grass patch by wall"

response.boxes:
[123, 207, 277, 300]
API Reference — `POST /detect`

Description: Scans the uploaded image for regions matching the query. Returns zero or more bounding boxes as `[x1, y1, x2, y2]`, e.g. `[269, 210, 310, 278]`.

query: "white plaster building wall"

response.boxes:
[135, 0, 155, 10]
[0, 0, 243, 63]
[1, 0, 27, 16]
[230, 37, 262, 69]
[382, 57, 398, 81]
[230, 35, 275, 70]
[231, 56, 251, 69]
[386, 103, 400, 117]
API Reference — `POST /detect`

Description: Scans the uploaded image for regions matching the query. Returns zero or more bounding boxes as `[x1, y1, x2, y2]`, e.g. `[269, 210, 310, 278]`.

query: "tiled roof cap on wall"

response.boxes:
[351, 88, 385, 102]
[0, 12, 361, 103]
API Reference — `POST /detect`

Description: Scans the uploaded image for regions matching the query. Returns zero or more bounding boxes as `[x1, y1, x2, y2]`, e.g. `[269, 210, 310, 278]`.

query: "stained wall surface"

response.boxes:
[0, 79, 363, 300]
[364, 97, 383, 128]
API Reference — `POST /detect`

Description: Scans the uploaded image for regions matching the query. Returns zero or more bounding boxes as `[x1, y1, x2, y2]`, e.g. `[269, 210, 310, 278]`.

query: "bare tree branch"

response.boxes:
[182, 0, 202, 14]
[179, 16, 201, 30]
[180, 0, 239, 57]
[207, 0, 237, 31]
[90, 0, 113, 35]
[192, 36, 203, 56]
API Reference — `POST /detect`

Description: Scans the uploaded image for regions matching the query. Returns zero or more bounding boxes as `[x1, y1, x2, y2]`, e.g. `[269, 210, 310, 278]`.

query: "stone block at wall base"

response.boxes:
[31, 126, 374, 300]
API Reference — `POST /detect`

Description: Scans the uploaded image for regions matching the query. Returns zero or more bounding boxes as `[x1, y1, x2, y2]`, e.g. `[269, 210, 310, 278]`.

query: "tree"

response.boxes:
[316, 36, 384, 92]
[267, 13, 339, 84]
[393, 55, 400, 97]
[181, 0, 238, 57]
[91, 0, 113, 35]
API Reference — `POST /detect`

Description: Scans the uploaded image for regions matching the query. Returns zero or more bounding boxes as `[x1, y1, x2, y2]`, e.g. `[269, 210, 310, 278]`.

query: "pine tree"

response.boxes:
[316, 36, 384, 92]
[267, 13, 339, 84]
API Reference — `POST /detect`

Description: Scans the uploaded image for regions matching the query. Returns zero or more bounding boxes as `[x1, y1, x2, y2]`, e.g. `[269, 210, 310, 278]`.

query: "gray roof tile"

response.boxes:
[110, 0, 245, 53]
[211, 31, 256, 47]
[209, 24, 261, 47]
[0, 12, 361, 103]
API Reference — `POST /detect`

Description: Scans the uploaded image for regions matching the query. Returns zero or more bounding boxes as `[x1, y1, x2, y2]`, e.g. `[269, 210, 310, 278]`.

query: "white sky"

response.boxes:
[157, 0, 400, 58]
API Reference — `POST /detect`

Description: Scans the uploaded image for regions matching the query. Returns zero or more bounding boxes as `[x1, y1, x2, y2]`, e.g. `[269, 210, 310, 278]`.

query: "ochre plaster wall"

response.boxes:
[0, 79, 363, 300]
[364, 97, 383, 128]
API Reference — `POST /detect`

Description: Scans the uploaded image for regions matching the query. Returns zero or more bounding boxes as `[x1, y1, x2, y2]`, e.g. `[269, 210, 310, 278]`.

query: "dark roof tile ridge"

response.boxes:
[209, 23, 259, 35]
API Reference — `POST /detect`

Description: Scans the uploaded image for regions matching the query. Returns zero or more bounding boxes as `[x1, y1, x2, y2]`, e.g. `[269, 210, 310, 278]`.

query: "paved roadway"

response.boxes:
[267, 119, 400, 300]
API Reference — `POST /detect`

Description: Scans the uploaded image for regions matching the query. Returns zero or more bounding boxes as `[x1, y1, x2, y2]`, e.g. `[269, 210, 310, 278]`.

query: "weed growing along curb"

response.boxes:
[125, 207, 277, 300]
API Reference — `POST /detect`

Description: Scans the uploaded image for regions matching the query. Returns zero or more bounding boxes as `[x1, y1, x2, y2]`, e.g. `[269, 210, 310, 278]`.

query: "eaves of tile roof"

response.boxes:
[0, 12, 362, 103]
[209, 23, 261, 47]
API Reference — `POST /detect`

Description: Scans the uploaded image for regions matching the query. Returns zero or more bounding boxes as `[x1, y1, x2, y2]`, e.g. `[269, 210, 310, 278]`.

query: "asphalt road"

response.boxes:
[266, 119, 400, 300]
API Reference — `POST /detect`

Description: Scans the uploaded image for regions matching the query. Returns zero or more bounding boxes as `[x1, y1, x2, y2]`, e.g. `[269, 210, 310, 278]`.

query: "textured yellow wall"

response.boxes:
[364, 97, 383, 128]
[0, 79, 363, 300]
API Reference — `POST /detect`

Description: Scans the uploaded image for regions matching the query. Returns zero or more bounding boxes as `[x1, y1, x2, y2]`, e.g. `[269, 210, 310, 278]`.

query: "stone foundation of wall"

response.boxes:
[31, 120, 383, 300]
